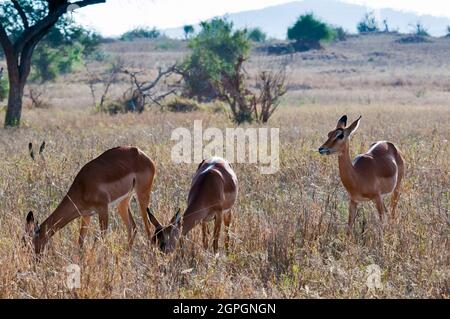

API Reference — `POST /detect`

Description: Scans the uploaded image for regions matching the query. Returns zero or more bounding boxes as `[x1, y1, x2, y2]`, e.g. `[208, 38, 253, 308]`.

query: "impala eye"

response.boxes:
[337, 133, 344, 140]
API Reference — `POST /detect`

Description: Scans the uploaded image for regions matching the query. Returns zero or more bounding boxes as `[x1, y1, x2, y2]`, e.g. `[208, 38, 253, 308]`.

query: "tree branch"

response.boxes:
[0, 23, 14, 59]
[14, 0, 106, 54]
[12, 0, 30, 29]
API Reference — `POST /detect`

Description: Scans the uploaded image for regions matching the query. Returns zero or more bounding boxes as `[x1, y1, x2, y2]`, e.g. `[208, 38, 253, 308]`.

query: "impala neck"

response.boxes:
[338, 142, 358, 191]
[181, 203, 206, 236]
[35, 195, 81, 253]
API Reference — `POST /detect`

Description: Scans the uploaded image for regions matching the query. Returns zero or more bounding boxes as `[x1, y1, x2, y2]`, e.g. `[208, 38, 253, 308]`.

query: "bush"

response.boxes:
[31, 43, 84, 82]
[166, 97, 200, 112]
[0, 72, 8, 102]
[447, 26, 450, 37]
[248, 28, 267, 42]
[333, 27, 347, 41]
[120, 27, 161, 41]
[357, 12, 380, 33]
[287, 13, 335, 47]
[182, 18, 250, 101]
[413, 22, 429, 36]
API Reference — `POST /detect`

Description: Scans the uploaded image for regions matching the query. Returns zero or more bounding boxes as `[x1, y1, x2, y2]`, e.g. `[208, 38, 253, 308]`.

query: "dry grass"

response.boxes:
[0, 34, 448, 299]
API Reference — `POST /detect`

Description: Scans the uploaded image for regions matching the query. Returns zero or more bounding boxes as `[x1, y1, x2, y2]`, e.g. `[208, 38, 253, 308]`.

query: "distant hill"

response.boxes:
[163, 0, 450, 39]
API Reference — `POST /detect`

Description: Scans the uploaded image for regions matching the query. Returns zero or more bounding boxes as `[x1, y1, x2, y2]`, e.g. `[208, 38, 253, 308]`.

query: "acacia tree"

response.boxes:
[0, 0, 105, 128]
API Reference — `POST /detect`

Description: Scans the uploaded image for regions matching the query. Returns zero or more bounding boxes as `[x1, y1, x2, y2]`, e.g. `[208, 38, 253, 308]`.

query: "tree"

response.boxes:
[357, 12, 380, 33]
[183, 24, 194, 40]
[214, 55, 286, 124]
[31, 23, 101, 83]
[248, 27, 266, 42]
[0, 0, 106, 128]
[287, 13, 334, 50]
[447, 26, 450, 37]
[120, 27, 160, 41]
[181, 18, 250, 101]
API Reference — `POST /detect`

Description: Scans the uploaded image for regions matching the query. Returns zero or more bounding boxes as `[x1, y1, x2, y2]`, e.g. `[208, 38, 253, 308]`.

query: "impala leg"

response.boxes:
[136, 190, 152, 240]
[347, 200, 358, 236]
[223, 211, 232, 253]
[117, 196, 137, 250]
[390, 187, 401, 222]
[374, 195, 386, 224]
[97, 205, 109, 236]
[202, 221, 209, 250]
[213, 212, 223, 254]
[79, 215, 91, 249]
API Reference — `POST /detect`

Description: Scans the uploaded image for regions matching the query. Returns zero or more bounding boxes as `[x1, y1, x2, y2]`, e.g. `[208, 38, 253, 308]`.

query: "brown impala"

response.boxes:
[24, 146, 156, 254]
[318, 115, 405, 231]
[147, 157, 238, 254]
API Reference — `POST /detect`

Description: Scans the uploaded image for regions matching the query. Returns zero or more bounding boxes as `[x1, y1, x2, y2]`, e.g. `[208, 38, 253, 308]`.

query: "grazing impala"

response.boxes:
[24, 146, 156, 254]
[147, 157, 238, 254]
[318, 115, 405, 231]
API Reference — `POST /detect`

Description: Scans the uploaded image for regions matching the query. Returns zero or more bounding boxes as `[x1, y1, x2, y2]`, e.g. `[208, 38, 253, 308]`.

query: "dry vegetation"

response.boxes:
[0, 34, 449, 298]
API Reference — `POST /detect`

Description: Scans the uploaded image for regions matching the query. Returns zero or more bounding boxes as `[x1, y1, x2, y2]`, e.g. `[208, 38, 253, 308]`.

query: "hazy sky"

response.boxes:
[74, 0, 450, 36]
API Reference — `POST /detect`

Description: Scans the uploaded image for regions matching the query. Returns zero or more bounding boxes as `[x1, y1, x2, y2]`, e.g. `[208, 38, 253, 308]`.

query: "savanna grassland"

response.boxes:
[0, 33, 448, 298]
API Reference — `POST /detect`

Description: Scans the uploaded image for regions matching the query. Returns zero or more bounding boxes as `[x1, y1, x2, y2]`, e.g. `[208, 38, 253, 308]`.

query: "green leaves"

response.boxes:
[183, 18, 251, 101]
[287, 13, 335, 43]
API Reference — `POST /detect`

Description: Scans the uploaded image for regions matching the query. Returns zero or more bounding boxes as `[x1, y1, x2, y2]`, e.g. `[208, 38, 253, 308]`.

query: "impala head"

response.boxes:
[319, 115, 361, 156]
[23, 211, 43, 254]
[147, 208, 182, 253]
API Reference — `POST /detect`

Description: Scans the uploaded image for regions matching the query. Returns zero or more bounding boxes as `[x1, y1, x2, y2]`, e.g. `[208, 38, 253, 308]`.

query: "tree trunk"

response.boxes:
[4, 57, 25, 127]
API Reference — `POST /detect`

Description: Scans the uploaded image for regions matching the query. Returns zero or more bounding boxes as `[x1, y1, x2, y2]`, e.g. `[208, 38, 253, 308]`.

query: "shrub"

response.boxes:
[413, 22, 429, 36]
[447, 26, 450, 37]
[166, 97, 200, 112]
[217, 56, 287, 124]
[0, 71, 8, 102]
[248, 28, 267, 42]
[333, 27, 347, 41]
[287, 13, 335, 47]
[120, 27, 161, 41]
[181, 18, 250, 101]
[357, 12, 380, 33]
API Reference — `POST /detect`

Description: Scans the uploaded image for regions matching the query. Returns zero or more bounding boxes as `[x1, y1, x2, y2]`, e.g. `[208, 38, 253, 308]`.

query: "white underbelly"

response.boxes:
[109, 191, 133, 207]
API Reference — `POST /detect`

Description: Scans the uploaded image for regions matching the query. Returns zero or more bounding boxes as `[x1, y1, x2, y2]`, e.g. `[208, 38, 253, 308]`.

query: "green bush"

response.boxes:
[413, 22, 429, 36]
[182, 18, 250, 101]
[248, 28, 267, 42]
[357, 12, 380, 33]
[31, 43, 84, 82]
[287, 14, 335, 45]
[0, 74, 8, 102]
[120, 27, 161, 41]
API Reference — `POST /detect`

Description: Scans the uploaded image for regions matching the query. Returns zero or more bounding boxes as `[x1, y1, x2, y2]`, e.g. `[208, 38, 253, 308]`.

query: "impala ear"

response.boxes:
[28, 143, 35, 161]
[25, 211, 36, 235]
[347, 116, 362, 136]
[39, 141, 46, 155]
[197, 160, 205, 171]
[336, 115, 347, 129]
[147, 208, 162, 229]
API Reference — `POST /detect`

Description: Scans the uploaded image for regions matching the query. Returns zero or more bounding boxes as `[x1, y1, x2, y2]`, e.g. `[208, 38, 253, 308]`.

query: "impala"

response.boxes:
[24, 146, 156, 254]
[318, 115, 405, 231]
[147, 157, 238, 254]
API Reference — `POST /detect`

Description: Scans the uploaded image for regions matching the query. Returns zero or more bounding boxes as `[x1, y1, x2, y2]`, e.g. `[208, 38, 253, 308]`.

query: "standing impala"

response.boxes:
[147, 157, 238, 254]
[24, 146, 156, 254]
[318, 115, 405, 231]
